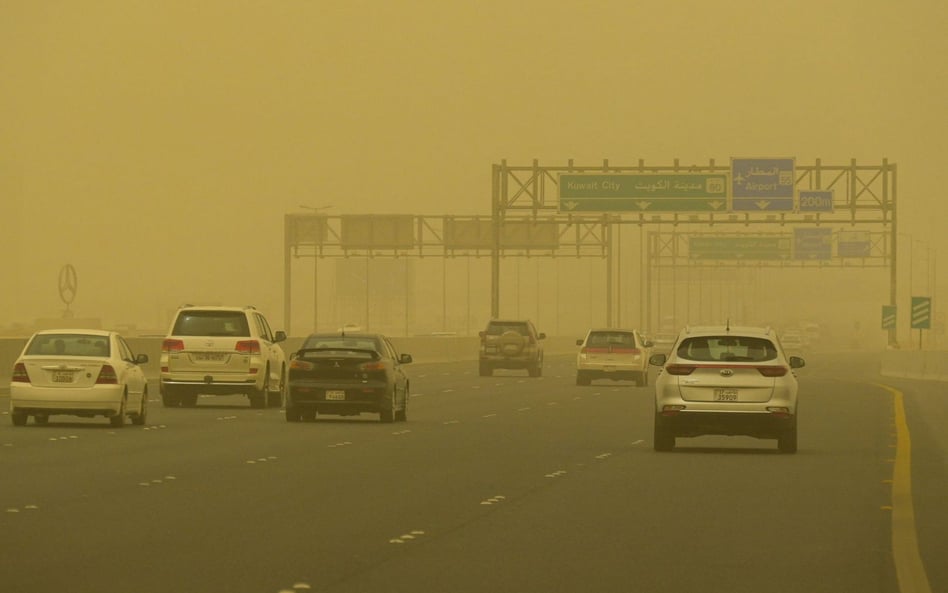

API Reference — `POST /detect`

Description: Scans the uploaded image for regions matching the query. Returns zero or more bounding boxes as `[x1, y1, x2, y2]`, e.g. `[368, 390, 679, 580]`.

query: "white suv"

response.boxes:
[159, 305, 288, 409]
[648, 324, 805, 453]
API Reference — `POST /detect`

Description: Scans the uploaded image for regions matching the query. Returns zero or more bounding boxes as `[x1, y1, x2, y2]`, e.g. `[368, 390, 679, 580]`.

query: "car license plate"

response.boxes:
[193, 352, 227, 361]
[52, 371, 74, 383]
[325, 390, 346, 401]
[714, 389, 738, 401]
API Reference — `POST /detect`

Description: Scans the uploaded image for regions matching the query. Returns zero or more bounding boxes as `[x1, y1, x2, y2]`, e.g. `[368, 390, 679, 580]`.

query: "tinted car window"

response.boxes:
[26, 334, 110, 357]
[303, 336, 382, 352]
[486, 322, 529, 336]
[172, 311, 251, 337]
[587, 332, 636, 347]
[677, 336, 777, 362]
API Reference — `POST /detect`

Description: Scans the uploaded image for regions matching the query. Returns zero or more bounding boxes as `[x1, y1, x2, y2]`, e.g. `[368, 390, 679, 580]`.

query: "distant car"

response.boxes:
[9, 329, 149, 427]
[649, 332, 678, 355]
[478, 319, 545, 377]
[159, 305, 287, 408]
[285, 332, 412, 423]
[575, 328, 652, 386]
[648, 325, 805, 453]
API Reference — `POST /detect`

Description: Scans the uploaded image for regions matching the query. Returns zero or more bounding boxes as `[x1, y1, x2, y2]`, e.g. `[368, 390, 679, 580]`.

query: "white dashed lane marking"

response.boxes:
[480, 495, 506, 505]
[389, 530, 426, 544]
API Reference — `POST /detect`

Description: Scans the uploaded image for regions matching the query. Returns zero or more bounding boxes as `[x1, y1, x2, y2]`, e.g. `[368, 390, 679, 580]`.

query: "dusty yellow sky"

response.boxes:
[1, 0, 946, 331]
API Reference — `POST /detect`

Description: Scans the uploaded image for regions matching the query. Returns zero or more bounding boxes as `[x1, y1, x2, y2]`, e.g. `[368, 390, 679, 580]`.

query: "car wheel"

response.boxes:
[181, 393, 199, 408]
[161, 385, 181, 407]
[778, 417, 798, 454]
[33, 414, 50, 426]
[110, 399, 127, 428]
[576, 372, 591, 386]
[379, 389, 396, 423]
[11, 411, 28, 426]
[478, 362, 492, 376]
[250, 371, 269, 409]
[132, 388, 148, 426]
[285, 404, 302, 422]
[267, 367, 285, 408]
[395, 387, 408, 422]
[637, 371, 648, 387]
[302, 408, 317, 422]
[653, 414, 674, 452]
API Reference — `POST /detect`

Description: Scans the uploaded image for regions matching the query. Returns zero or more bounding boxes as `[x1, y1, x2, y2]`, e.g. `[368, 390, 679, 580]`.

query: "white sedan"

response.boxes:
[9, 329, 150, 427]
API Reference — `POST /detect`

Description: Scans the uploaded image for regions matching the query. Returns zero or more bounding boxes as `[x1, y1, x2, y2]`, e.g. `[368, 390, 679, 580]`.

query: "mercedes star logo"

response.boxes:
[58, 264, 78, 305]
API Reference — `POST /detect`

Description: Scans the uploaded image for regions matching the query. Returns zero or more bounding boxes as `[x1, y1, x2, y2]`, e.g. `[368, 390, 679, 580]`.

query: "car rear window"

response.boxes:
[172, 311, 251, 337]
[26, 334, 110, 357]
[486, 322, 528, 335]
[302, 337, 381, 351]
[587, 332, 636, 347]
[677, 336, 777, 362]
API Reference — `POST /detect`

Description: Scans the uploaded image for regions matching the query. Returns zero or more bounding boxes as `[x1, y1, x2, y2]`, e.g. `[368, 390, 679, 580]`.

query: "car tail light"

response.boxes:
[12, 363, 30, 383]
[665, 364, 696, 376]
[662, 405, 686, 415]
[756, 366, 788, 377]
[360, 361, 385, 372]
[767, 406, 792, 418]
[611, 347, 641, 355]
[96, 365, 118, 384]
[162, 339, 185, 352]
[235, 340, 261, 355]
[581, 347, 609, 354]
[290, 359, 314, 371]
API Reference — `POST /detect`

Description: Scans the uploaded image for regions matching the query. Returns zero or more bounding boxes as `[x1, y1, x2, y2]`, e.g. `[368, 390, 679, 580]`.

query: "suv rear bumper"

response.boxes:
[657, 410, 795, 439]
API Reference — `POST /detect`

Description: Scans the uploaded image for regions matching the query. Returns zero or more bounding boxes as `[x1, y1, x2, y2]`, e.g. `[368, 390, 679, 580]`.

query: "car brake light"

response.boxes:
[662, 405, 686, 415]
[757, 366, 788, 377]
[360, 361, 385, 372]
[767, 406, 792, 418]
[96, 365, 118, 384]
[582, 347, 609, 354]
[665, 364, 696, 376]
[12, 362, 30, 383]
[290, 360, 314, 371]
[162, 339, 185, 352]
[235, 340, 261, 355]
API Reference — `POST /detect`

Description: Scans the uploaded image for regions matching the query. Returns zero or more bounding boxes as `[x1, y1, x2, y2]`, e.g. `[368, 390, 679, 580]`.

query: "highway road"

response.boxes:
[1, 352, 945, 593]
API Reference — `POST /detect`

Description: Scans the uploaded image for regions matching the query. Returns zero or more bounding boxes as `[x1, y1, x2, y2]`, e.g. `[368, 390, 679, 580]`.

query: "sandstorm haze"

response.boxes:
[2, 1, 946, 341]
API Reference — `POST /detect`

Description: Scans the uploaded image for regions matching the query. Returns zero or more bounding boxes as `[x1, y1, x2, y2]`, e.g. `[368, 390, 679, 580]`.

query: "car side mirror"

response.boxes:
[274, 330, 287, 343]
[643, 341, 654, 348]
[576, 339, 583, 346]
[400, 353, 413, 364]
[537, 332, 546, 340]
[478, 331, 486, 338]
[649, 353, 667, 366]
[136, 353, 149, 364]
[788, 356, 805, 369]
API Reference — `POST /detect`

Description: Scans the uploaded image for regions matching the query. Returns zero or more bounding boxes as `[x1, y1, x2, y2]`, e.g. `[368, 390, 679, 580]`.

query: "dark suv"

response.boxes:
[478, 319, 545, 377]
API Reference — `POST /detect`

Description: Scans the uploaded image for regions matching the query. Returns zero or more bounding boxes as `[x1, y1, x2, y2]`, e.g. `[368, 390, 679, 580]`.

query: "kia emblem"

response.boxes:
[720, 369, 733, 377]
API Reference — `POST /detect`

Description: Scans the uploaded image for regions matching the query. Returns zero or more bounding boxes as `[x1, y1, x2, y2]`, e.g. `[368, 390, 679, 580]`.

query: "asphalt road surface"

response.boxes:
[1, 353, 945, 593]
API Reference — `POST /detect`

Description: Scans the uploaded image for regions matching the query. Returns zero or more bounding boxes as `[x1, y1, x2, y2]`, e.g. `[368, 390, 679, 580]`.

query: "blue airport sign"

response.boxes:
[731, 157, 795, 211]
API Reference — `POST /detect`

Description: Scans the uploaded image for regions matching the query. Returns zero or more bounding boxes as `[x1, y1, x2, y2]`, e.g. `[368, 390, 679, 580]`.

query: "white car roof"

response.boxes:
[33, 328, 113, 337]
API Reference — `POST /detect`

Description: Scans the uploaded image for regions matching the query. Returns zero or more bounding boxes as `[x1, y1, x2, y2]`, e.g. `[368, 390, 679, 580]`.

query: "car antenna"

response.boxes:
[726, 318, 731, 332]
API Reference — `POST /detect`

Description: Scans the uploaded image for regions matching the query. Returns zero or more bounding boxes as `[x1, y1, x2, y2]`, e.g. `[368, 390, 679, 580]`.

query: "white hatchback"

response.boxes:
[648, 325, 805, 453]
[9, 329, 150, 427]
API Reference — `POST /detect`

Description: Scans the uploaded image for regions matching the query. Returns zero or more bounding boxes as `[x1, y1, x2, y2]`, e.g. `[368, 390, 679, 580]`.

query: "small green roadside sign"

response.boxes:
[881, 305, 896, 330]
[911, 296, 931, 330]
[688, 236, 791, 260]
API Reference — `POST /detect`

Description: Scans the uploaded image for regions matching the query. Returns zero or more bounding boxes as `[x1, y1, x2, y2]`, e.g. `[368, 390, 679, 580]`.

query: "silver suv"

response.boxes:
[160, 305, 288, 409]
[648, 325, 804, 453]
[478, 319, 545, 377]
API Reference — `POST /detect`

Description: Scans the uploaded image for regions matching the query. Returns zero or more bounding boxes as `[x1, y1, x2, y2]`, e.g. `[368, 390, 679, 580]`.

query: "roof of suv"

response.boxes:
[678, 325, 776, 338]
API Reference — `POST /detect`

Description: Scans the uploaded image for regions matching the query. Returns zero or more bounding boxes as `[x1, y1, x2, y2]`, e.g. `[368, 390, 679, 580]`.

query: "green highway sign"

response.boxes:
[688, 236, 792, 260]
[558, 173, 728, 213]
[881, 305, 896, 330]
[911, 296, 931, 330]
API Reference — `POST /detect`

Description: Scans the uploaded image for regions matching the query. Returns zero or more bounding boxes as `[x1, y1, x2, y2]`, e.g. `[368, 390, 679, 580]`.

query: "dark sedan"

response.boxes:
[285, 332, 412, 423]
